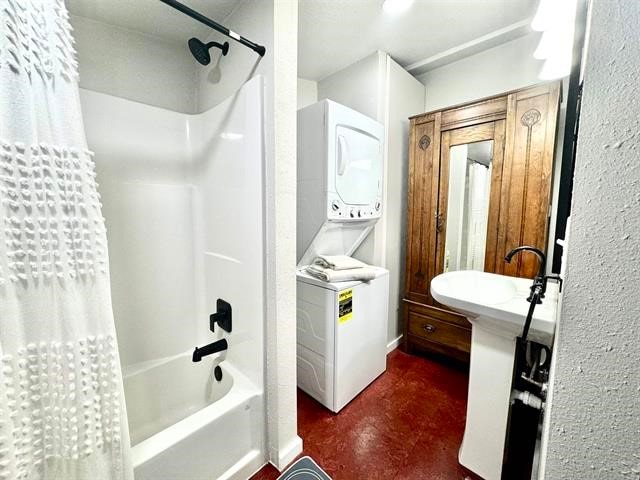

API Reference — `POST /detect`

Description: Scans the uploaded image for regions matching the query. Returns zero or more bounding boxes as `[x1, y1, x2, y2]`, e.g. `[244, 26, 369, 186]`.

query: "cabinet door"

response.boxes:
[404, 114, 441, 305]
[495, 83, 561, 278]
[435, 121, 507, 282]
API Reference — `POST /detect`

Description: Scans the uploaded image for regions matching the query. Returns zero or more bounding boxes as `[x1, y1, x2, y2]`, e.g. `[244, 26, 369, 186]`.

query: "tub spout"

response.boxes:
[192, 338, 228, 362]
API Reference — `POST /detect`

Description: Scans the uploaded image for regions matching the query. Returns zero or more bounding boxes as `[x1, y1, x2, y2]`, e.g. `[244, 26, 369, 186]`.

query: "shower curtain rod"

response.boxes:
[159, 0, 266, 57]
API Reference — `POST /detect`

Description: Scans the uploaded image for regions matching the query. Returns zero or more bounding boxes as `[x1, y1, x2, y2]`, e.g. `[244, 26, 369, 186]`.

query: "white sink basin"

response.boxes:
[431, 270, 558, 346]
[431, 270, 560, 480]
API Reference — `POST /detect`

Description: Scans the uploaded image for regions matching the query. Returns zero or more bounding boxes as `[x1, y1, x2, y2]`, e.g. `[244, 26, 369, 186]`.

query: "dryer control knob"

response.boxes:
[375, 202, 381, 211]
[349, 210, 355, 218]
[357, 210, 361, 217]
[331, 202, 340, 211]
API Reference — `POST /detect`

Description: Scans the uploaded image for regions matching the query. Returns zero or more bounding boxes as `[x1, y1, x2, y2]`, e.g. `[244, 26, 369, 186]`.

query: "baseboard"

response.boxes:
[387, 335, 403, 354]
[222, 449, 264, 480]
[272, 435, 303, 471]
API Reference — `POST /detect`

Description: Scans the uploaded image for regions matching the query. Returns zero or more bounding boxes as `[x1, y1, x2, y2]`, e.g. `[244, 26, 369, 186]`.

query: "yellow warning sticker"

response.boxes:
[338, 289, 353, 324]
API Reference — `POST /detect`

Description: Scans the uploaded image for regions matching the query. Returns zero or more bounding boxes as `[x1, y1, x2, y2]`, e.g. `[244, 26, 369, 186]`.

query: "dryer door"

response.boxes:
[334, 125, 382, 206]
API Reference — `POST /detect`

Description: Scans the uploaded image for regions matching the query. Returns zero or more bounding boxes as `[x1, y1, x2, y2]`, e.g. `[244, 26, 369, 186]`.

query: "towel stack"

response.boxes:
[305, 255, 377, 282]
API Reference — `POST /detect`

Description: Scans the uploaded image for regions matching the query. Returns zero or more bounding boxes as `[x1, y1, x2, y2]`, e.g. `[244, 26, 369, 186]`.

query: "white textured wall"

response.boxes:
[196, 1, 273, 112]
[542, 2, 640, 478]
[317, 51, 386, 122]
[384, 59, 425, 344]
[417, 32, 544, 112]
[316, 52, 424, 345]
[71, 15, 198, 113]
[269, 0, 302, 467]
[317, 51, 388, 267]
[297, 78, 318, 109]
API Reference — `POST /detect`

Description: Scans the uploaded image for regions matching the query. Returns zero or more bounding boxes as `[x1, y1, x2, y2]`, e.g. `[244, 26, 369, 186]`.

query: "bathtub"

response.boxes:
[124, 351, 265, 480]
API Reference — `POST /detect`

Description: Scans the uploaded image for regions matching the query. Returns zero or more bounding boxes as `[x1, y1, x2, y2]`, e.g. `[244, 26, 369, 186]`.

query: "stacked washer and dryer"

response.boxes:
[296, 100, 389, 413]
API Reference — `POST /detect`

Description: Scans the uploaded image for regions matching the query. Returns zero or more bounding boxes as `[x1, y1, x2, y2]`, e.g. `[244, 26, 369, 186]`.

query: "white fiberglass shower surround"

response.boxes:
[80, 76, 266, 479]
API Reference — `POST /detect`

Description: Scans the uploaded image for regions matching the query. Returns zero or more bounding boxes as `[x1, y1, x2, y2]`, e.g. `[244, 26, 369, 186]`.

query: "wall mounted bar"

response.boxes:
[159, 0, 266, 57]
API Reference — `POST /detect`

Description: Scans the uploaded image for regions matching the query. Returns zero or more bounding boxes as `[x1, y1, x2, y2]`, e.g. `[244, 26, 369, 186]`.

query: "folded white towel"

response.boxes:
[306, 264, 377, 283]
[313, 254, 368, 271]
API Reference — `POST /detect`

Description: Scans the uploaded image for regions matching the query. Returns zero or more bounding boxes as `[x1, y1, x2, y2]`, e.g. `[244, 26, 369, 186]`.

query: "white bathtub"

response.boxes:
[124, 352, 265, 480]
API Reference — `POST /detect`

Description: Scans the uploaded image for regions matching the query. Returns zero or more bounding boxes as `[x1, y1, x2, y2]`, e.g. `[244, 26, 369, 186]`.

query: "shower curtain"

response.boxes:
[0, 1, 133, 479]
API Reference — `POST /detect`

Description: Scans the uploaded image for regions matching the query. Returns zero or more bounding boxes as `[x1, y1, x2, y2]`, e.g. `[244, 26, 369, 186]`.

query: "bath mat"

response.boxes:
[277, 456, 332, 480]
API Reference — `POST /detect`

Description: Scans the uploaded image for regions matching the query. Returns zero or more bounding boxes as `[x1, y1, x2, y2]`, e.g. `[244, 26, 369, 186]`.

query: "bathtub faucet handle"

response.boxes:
[210, 298, 232, 333]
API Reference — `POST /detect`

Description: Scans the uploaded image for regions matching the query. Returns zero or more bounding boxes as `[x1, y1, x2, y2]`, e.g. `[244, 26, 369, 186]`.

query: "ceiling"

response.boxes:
[66, 0, 538, 81]
[66, 0, 239, 44]
[298, 0, 538, 80]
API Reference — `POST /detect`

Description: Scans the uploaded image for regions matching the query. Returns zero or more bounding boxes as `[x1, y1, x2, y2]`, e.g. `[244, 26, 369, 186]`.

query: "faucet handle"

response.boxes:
[543, 274, 563, 293]
[210, 299, 232, 333]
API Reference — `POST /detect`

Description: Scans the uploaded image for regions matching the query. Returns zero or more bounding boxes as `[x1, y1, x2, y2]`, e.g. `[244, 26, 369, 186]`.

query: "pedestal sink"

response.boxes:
[431, 271, 559, 480]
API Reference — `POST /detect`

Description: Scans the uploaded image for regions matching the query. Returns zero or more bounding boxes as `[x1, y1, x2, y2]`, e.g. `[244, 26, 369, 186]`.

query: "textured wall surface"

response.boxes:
[269, 0, 303, 468]
[196, 0, 273, 112]
[416, 32, 544, 112]
[543, 2, 640, 478]
[72, 15, 198, 113]
[316, 51, 388, 267]
[384, 59, 425, 344]
[297, 78, 318, 109]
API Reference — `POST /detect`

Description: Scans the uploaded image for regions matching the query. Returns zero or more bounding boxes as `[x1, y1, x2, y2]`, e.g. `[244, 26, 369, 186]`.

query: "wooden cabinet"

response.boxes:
[402, 82, 561, 362]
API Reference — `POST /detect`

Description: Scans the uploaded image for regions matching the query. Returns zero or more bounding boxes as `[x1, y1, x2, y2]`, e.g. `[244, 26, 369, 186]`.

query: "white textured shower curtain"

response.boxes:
[0, 1, 133, 479]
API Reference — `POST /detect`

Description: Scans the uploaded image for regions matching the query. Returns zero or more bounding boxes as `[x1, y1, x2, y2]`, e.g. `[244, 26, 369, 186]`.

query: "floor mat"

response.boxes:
[277, 456, 331, 480]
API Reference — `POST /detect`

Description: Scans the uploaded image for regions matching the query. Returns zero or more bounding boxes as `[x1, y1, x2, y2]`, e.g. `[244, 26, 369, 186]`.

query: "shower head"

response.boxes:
[188, 37, 229, 65]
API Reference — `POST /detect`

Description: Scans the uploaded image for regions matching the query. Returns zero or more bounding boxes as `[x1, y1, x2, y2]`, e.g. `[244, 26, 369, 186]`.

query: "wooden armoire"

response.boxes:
[402, 82, 561, 362]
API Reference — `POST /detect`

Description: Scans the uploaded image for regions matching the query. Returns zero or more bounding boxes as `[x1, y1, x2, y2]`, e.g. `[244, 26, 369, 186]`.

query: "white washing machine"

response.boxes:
[296, 268, 389, 412]
[296, 100, 388, 412]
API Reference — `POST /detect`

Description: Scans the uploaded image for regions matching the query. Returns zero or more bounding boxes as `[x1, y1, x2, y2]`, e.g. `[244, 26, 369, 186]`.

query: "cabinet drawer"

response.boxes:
[407, 310, 471, 353]
[404, 299, 470, 329]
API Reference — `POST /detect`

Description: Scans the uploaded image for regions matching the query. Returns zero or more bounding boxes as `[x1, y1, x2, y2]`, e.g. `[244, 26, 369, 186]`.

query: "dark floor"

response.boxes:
[251, 348, 471, 480]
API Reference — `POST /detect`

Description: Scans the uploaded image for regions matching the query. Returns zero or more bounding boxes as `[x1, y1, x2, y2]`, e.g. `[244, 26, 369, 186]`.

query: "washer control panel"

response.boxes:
[327, 196, 382, 221]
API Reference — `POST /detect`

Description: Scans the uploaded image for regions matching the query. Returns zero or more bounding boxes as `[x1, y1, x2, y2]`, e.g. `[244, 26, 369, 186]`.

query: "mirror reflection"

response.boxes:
[444, 140, 494, 272]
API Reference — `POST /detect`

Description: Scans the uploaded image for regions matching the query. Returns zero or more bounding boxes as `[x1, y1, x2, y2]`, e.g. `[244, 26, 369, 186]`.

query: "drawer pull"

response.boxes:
[423, 324, 436, 333]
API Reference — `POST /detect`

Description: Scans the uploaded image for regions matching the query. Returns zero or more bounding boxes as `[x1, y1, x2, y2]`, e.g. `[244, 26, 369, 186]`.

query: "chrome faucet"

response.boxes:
[504, 246, 546, 303]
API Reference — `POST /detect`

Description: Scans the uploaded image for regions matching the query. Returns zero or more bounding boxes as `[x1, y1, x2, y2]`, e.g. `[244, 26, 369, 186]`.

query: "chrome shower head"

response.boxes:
[188, 37, 229, 65]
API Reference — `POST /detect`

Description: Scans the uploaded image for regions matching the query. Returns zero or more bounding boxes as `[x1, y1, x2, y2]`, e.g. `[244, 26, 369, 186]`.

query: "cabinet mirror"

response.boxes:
[444, 140, 494, 272]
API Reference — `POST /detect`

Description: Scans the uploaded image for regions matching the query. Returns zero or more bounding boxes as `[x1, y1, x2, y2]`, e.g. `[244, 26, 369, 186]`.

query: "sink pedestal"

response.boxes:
[430, 270, 559, 480]
[459, 323, 517, 480]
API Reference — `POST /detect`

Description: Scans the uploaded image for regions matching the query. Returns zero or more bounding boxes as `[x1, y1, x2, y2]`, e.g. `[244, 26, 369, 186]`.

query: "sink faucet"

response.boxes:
[193, 338, 228, 362]
[504, 246, 546, 303]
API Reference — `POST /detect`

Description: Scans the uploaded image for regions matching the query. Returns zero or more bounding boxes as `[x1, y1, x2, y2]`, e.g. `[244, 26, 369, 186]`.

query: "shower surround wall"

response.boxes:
[72, 0, 301, 470]
[196, 0, 302, 468]
[80, 76, 267, 479]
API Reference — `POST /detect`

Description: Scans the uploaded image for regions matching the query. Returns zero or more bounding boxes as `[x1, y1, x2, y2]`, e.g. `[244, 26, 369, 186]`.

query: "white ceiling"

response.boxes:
[66, 0, 538, 81]
[66, 0, 239, 44]
[298, 0, 538, 80]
